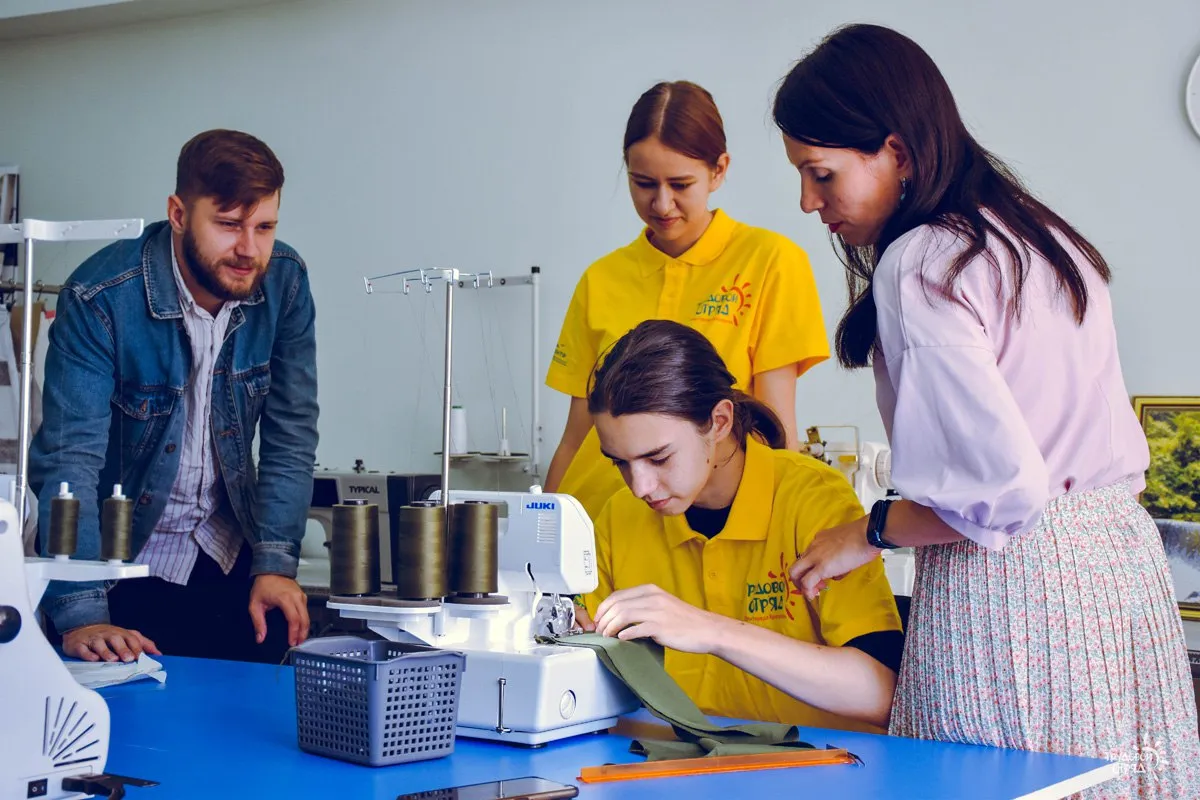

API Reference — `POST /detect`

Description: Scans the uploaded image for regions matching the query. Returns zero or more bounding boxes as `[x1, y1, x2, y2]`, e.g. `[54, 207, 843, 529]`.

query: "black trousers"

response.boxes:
[106, 543, 291, 664]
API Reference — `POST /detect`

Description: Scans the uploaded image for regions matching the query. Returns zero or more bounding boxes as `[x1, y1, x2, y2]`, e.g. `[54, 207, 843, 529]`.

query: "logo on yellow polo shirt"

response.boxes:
[746, 552, 799, 622]
[694, 274, 752, 327]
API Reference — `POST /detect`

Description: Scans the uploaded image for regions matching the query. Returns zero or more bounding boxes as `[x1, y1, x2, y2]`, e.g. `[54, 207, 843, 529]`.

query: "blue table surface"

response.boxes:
[100, 655, 1115, 800]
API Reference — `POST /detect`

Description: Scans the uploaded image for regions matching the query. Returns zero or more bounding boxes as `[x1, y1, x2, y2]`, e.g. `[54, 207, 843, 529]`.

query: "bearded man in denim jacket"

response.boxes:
[31, 129, 319, 664]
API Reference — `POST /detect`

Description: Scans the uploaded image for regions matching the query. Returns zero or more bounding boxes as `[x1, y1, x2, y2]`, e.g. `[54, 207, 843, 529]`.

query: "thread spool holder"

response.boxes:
[1, 219, 163, 800]
[363, 264, 543, 498]
[0, 218, 144, 532]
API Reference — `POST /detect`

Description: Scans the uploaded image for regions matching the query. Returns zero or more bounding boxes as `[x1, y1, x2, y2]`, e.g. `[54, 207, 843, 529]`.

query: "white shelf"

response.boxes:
[477, 453, 531, 464]
[24, 556, 150, 609]
[435, 451, 531, 465]
[25, 556, 149, 582]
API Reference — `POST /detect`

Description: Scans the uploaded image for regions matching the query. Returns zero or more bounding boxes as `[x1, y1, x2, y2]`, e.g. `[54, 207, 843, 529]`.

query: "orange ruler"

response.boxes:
[578, 748, 858, 783]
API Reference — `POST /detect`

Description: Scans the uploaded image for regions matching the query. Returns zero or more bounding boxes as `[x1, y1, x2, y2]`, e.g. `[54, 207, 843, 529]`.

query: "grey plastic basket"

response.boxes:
[291, 635, 465, 767]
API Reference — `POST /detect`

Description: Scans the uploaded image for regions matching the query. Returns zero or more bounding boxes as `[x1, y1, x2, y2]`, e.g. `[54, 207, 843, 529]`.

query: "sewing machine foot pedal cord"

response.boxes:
[61, 773, 158, 799]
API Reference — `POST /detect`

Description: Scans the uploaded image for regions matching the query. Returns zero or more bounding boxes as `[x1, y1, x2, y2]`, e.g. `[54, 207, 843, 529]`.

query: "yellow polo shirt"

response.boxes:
[546, 209, 829, 521]
[583, 438, 902, 733]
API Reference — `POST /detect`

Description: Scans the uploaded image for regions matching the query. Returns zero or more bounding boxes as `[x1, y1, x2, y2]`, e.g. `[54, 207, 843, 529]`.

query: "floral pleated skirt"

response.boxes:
[890, 482, 1200, 798]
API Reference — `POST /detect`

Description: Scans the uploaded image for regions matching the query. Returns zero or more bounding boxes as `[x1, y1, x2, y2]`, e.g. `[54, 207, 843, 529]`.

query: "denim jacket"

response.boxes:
[30, 220, 319, 633]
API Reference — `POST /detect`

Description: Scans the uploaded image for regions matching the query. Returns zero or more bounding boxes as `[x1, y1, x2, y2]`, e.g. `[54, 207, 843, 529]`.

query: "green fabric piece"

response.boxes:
[554, 633, 815, 760]
[629, 738, 818, 760]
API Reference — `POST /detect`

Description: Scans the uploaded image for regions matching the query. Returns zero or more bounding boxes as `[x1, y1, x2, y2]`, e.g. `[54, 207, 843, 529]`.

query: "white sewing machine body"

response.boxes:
[328, 489, 638, 746]
[0, 217, 153, 799]
[0, 496, 150, 800]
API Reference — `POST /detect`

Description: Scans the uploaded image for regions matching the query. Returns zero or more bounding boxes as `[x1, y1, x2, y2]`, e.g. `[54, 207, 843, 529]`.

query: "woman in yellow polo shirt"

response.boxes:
[544, 80, 829, 522]
[581, 320, 902, 732]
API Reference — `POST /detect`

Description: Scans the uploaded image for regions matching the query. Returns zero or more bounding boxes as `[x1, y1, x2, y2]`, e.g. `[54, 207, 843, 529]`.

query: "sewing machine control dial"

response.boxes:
[559, 690, 577, 719]
[0, 605, 20, 643]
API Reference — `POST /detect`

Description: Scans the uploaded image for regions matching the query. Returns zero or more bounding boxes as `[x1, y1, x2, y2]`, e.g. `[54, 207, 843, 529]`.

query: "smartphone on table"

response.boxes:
[395, 776, 578, 800]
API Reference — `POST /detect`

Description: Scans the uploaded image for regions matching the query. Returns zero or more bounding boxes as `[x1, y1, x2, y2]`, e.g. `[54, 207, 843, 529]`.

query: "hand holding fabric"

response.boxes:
[63, 623, 161, 663]
[592, 584, 727, 654]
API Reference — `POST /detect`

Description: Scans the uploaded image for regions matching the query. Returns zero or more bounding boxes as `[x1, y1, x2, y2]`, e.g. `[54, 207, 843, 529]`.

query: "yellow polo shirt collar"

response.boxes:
[633, 208, 738, 275]
[663, 438, 778, 547]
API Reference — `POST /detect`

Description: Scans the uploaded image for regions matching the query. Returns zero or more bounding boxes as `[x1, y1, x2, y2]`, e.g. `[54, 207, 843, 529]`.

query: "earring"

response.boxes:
[899, 176, 911, 205]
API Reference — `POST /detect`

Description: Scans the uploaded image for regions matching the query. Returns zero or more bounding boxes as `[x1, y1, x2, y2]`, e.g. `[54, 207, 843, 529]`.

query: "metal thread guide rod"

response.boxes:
[0, 218, 143, 532]
[363, 265, 542, 499]
[440, 275, 454, 508]
[364, 267, 472, 507]
[456, 266, 541, 477]
[530, 266, 541, 477]
[456, 265, 541, 477]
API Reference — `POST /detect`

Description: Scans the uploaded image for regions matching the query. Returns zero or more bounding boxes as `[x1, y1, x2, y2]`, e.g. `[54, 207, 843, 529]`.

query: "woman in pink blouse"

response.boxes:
[777, 23, 1198, 797]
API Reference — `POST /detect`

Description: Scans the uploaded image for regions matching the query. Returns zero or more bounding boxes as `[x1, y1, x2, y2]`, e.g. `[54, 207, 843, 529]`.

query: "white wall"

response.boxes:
[1, 0, 1198, 480]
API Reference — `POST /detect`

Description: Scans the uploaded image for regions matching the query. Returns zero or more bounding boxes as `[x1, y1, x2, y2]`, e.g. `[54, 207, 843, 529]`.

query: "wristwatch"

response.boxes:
[866, 499, 900, 550]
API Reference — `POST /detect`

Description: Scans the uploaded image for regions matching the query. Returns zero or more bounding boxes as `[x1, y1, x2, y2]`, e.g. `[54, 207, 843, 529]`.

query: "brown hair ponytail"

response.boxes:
[589, 320, 786, 450]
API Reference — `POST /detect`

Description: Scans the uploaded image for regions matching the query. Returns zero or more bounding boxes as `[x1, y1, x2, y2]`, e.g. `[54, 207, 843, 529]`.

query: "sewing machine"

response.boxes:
[1, 216, 156, 799]
[0, 495, 152, 800]
[327, 488, 638, 746]
[803, 426, 914, 597]
[304, 465, 441, 585]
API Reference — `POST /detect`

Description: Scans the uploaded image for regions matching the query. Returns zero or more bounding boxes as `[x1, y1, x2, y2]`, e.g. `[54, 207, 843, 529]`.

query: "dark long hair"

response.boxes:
[772, 24, 1110, 368]
[588, 320, 786, 450]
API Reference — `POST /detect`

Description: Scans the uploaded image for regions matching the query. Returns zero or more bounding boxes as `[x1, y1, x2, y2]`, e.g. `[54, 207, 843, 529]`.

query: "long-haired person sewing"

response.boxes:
[777, 24, 1198, 796]
[544, 81, 830, 524]
[581, 319, 902, 732]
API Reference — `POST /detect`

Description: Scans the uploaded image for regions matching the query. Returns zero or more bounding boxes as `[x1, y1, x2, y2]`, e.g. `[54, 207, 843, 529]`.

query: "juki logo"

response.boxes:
[526, 501, 557, 511]
[348, 485, 380, 494]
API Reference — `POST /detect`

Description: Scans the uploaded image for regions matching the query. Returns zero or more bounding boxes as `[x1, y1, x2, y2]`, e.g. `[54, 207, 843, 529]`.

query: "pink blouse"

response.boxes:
[872, 222, 1149, 549]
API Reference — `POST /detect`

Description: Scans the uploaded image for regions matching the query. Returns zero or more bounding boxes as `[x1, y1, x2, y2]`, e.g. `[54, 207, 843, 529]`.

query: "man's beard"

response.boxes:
[182, 228, 267, 302]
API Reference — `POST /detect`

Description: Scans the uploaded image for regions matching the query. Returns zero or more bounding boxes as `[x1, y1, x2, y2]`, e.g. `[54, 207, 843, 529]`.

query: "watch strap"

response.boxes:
[866, 499, 899, 549]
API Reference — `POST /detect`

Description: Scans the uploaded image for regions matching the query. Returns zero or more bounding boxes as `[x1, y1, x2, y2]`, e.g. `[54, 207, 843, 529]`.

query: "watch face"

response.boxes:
[1188, 53, 1200, 140]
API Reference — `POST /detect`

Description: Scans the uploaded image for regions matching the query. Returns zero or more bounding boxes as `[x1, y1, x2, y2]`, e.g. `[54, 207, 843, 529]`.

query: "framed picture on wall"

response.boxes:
[1133, 395, 1200, 622]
